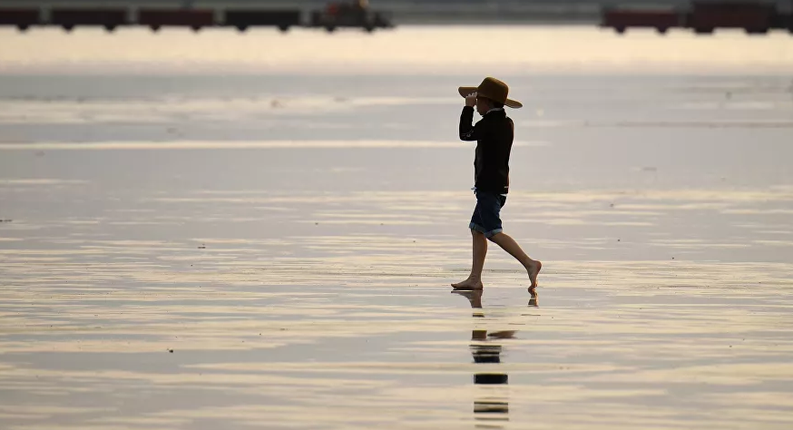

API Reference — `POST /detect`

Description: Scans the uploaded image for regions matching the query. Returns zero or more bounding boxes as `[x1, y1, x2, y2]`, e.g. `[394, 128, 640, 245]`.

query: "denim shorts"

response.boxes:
[469, 191, 507, 238]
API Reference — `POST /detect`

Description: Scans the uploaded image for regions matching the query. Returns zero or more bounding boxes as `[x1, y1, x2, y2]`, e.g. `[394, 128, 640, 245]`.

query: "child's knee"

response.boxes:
[486, 231, 503, 242]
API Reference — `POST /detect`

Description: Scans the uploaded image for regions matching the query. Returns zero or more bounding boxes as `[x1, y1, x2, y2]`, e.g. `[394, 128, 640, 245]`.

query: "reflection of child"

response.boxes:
[451, 77, 542, 292]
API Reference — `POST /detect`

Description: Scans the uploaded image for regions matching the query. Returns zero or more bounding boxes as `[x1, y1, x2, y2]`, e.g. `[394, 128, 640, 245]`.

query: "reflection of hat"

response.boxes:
[458, 77, 522, 109]
[474, 373, 509, 384]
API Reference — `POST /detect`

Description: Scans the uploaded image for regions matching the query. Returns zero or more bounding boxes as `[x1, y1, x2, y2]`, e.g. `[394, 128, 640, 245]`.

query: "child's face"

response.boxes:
[476, 97, 493, 116]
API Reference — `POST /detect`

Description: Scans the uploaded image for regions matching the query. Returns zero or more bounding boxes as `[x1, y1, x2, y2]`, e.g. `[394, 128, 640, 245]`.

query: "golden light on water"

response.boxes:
[1, 23, 793, 429]
[2, 26, 793, 74]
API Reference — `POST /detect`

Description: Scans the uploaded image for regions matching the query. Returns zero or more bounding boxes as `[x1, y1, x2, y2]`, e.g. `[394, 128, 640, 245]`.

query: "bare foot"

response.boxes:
[527, 260, 542, 290]
[528, 288, 539, 307]
[451, 278, 483, 290]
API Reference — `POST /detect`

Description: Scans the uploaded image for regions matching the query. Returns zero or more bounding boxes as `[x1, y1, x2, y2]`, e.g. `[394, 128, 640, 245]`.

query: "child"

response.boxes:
[451, 77, 542, 292]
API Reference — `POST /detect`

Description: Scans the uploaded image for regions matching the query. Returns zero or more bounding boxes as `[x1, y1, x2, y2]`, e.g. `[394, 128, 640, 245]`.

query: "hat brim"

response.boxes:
[458, 86, 523, 109]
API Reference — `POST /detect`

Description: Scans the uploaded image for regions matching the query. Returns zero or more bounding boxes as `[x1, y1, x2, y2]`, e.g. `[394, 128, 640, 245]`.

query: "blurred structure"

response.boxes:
[310, 0, 394, 32]
[602, 1, 793, 34]
[0, 0, 790, 35]
[0, 0, 394, 33]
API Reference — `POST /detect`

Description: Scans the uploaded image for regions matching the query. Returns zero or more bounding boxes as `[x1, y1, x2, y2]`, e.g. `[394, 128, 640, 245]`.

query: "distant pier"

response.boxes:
[0, 1, 395, 33]
[601, 1, 793, 35]
[1, 1, 791, 36]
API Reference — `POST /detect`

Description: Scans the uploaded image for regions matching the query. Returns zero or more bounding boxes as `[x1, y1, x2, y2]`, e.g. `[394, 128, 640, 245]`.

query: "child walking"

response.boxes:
[451, 77, 542, 292]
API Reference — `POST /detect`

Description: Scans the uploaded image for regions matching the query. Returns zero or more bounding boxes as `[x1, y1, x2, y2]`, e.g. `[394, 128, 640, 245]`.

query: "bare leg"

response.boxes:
[489, 232, 542, 290]
[452, 229, 487, 290]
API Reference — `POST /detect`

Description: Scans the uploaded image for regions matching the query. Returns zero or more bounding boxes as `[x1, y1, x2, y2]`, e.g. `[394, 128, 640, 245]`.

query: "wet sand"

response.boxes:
[2, 28, 793, 429]
[2, 183, 792, 429]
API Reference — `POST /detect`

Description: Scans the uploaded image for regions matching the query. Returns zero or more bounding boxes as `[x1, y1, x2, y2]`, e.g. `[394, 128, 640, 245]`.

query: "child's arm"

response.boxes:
[459, 93, 479, 141]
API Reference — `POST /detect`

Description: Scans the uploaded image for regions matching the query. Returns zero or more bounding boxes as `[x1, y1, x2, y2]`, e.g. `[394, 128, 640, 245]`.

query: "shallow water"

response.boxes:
[2, 27, 793, 429]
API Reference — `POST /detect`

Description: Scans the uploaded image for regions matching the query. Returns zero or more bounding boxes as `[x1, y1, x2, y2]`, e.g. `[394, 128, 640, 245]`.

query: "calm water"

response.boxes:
[1, 26, 793, 429]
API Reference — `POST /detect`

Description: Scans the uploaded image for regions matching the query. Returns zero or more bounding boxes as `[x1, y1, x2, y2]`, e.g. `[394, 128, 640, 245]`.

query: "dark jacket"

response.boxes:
[459, 106, 514, 194]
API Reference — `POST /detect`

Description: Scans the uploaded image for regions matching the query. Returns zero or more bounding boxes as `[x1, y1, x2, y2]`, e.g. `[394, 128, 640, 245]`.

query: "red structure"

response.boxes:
[311, 1, 393, 32]
[138, 9, 214, 32]
[602, 9, 683, 34]
[689, 2, 775, 33]
[601, 1, 793, 35]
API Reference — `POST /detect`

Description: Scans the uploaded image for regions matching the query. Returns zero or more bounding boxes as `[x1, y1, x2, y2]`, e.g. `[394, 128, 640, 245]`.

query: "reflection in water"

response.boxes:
[529, 290, 539, 308]
[455, 289, 537, 428]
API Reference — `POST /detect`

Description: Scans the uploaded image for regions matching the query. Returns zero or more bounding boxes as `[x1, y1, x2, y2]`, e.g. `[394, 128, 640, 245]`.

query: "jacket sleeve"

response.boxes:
[459, 106, 479, 141]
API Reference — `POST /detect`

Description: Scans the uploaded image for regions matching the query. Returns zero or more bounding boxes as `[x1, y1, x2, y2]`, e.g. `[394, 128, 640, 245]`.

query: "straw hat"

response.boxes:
[458, 77, 522, 109]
